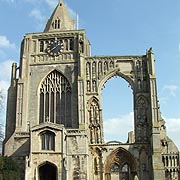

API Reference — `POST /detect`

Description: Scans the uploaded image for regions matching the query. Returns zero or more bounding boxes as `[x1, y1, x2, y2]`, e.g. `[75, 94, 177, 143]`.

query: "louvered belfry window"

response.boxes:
[39, 70, 72, 127]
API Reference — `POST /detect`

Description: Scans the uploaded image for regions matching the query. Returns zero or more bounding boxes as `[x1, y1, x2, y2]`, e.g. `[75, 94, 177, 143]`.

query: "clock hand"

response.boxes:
[50, 44, 59, 52]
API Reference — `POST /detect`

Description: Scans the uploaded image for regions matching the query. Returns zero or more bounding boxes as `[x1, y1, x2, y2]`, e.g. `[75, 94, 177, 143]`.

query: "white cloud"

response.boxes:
[0, 36, 15, 49]
[104, 112, 134, 143]
[0, 80, 9, 93]
[163, 85, 179, 97]
[29, 9, 46, 30]
[166, 118, 180, 133]
[25, 0, 58, 9]
[45, 0, 58, 9]
[103, 112, 180, 150]
[0, 60, 17, 125]
[1, 0, 15, 3]
[65, 2, 77, 19]
[0, 60, 15, 82]
[165, 118, 180, 150]
[30, 9, 46, 22]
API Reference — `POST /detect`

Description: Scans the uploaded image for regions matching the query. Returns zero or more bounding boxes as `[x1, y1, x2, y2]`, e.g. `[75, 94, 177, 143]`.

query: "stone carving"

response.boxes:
[85, 59, 117, 92]
[72, 155, 80, 180]
[79, 37, 84, 53]
[88, 98, 102, 144]
[135, 96, 148, 142]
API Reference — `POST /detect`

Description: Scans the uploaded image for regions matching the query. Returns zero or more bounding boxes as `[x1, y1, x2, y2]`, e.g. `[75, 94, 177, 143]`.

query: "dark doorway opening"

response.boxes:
[39, 162, 57, 180]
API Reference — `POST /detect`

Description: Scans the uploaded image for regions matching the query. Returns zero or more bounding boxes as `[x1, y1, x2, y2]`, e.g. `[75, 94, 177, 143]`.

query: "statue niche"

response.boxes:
[88, 98, 102, 144]
[135, 96, 149, 143]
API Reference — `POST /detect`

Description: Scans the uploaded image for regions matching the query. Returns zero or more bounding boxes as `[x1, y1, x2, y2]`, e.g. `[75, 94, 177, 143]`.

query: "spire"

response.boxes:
[44, 1, 75, 32]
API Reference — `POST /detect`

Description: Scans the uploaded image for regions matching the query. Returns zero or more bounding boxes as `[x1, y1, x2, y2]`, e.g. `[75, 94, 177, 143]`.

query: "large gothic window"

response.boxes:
[39, 70, 72, 127]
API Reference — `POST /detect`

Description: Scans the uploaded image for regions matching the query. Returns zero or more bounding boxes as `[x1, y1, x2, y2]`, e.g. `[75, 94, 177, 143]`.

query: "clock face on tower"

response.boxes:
[46, 40, 64, 56]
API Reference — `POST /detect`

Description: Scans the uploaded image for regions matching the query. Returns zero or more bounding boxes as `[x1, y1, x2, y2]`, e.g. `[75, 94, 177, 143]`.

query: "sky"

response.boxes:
[0, 0, 180, 149]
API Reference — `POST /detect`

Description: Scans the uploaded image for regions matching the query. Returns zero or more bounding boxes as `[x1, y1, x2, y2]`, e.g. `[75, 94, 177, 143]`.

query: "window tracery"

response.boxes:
[41, 131, 55, 151]
[39, 70, 72, 127]
[122, 163, 129, 172]
[111, 163, 120, 173]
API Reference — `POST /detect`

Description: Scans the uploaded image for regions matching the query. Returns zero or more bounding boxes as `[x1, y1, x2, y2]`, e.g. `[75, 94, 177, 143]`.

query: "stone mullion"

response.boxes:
[59, 80, 62, 124]
[90, 62, 92, 92]
[78, 80, 85, 125]
[54, 90, 57, 123]
[67, 39, 70, 51]
[48, 84, 51, 122]
[95, 61, 98, 92]
[17, 83, 23, 127]
[64, 88, 67, 127]
[43, 87, 46, 122]
[175, 156, 178, 167]
[99, 109, 103, 143]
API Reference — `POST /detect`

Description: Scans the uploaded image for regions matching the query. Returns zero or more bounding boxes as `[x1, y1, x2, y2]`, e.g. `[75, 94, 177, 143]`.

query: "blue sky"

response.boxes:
[0, 0, 180, 149]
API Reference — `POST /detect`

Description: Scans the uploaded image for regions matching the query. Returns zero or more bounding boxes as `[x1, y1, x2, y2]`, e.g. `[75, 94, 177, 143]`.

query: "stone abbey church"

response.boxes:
[3, 1, 180, 180]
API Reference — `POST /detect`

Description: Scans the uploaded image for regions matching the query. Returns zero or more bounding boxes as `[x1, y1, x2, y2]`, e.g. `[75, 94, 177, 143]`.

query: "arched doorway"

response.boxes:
[104, 147, 137, 180]
[39, 162, 57, 180]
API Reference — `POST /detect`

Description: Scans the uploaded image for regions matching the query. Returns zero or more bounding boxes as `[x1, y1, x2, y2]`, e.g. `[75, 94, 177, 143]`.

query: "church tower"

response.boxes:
[3, 1, 179, 180]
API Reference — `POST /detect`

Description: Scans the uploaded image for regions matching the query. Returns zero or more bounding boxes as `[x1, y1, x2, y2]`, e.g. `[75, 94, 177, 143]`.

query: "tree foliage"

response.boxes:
[0, 156, 20, 180]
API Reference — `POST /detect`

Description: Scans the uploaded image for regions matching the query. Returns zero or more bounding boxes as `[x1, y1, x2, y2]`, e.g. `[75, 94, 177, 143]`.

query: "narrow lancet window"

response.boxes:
[40, 41, 44, 52]
[53, 19, 60, 29]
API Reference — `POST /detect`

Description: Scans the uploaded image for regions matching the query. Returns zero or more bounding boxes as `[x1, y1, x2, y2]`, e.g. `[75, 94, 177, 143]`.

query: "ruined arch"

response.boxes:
[85, 56, 153, 145]
[100, 73, 134, 142]
[98, 70, 134, 92]
[104, 147, 137, 180]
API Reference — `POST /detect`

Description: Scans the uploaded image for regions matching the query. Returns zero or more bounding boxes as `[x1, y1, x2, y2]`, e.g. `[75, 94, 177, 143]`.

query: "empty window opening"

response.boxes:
[102, 76, 134, 143]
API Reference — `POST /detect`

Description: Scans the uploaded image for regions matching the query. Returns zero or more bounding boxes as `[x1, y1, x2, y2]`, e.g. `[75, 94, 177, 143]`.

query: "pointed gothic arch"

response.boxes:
[39, 70, 72, 127]
[104, 147, 137, 180]
[38, 161, 57, 180]
[100, 73, 134, 143]
[98, 70, 134, 92]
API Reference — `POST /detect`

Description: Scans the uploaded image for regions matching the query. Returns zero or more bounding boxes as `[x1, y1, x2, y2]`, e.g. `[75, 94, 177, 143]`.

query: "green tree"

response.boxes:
[0, 156, 20, 180]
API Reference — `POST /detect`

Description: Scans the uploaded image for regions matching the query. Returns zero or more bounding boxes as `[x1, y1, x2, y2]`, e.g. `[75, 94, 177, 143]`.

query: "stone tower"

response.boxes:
[3, 1, 180, 180]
